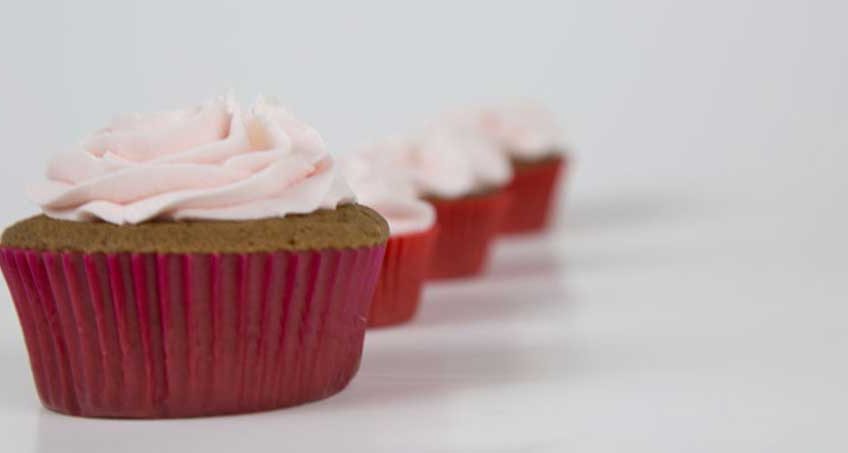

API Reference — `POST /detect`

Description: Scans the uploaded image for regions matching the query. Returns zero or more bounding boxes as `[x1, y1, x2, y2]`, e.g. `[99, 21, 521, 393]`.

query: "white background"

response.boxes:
[0, 1, 846, 451]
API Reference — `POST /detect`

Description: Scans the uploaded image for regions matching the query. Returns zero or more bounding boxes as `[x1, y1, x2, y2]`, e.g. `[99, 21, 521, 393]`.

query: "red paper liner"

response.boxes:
[428, 189, 511, 280]
[0, 244, 385, 418]
[368, 227, 437, 327]
[500, 156, 566, 234]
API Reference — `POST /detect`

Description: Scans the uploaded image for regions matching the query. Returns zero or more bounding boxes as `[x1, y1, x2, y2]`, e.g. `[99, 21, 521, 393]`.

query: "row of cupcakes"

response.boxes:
[0, 94, 566, 418]
[342, 105, 567, 326]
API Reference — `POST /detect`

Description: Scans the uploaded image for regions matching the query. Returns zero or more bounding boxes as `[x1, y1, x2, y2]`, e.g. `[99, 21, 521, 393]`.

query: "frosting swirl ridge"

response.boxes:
[342, 142, 435, 235]
[30, 95, 353, 225]
[456, 103, 564, 160]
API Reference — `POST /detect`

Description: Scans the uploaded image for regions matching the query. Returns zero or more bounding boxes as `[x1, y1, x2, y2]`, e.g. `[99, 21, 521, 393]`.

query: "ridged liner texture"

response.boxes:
[368, 227, 437, 327]
[428, 189, 511, 280]
[500, 156, 566, 234]
[0, 245, 385, 418]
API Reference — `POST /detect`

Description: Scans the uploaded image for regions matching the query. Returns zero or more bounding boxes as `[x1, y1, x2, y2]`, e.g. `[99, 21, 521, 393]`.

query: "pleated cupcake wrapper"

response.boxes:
[368, 227, 438, 327]
[0, 245, 385, 418]
[428, 189, 512, 280]
[500, 156, 566, 234]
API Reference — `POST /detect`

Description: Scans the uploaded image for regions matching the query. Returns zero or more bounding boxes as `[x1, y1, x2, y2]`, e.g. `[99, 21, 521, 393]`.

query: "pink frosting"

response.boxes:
[349, 130, 511, 202]
[410, 128, 512, 198]
[341, 144, 435, 236]
[455, 103, 564, 160]
[30, 95, 354, 224]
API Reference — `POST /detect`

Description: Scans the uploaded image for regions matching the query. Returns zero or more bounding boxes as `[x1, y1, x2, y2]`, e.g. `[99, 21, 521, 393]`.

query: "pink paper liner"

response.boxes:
[428, 189, 511, 280]
[500, 156, 566, 234]
[368, 227, 437, 327]
[0, 244, 385, 418]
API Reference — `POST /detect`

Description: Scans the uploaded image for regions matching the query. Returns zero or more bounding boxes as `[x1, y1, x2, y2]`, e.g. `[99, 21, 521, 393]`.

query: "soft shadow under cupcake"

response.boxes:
[0, 348, 38, 411]
[412, 278, 569, 328]
[34, 404, 389, 453]
[409, 237, 569, 328]
[485, 234, 565, 282]
[311, 333, 576, 412]
[560, 188, 701, 232]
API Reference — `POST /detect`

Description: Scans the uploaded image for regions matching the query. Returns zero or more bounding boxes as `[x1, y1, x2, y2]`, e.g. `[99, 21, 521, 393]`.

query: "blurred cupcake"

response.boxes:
[342, 145, 437, 327]
[400, 129, 513, 279]
[0, 95, 389, 418]
[467, 103, 568, 234]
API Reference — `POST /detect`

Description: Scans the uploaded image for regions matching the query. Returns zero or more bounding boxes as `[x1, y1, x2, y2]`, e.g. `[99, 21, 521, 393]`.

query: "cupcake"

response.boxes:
[342, 146, 437, 327]
[378, 130, 512, 279]
[0, 95, 389, 418]
[464, 103, 568, 234]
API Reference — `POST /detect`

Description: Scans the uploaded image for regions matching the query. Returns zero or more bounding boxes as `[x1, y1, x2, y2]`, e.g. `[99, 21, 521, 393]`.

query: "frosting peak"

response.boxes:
[454, 103, 564, 160]
[31, 95, 353, 225]
[341, 144, 435, 236]
[410, 128, 512, 198]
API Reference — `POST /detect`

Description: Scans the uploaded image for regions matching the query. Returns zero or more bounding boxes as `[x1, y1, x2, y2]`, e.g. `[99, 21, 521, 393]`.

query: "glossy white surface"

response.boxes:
[1, 179, 846, 451]
[1, 0, 846, 451]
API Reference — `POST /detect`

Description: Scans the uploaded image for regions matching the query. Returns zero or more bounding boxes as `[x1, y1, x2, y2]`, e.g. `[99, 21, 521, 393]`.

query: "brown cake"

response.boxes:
[2, 204, 388, 253]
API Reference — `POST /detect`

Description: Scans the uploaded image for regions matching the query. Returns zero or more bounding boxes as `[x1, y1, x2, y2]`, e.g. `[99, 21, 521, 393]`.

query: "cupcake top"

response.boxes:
[452, 103, 565, 161]
[29, 95, 354, 225]
[367, 130, 511, 200]
[2, 95, 389, 253]
[416, 128, 512, 198]
[341, 142, 435, 236]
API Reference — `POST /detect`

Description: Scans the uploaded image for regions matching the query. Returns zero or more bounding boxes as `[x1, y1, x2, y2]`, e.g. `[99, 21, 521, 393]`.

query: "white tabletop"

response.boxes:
[0, 172, 845, 452]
